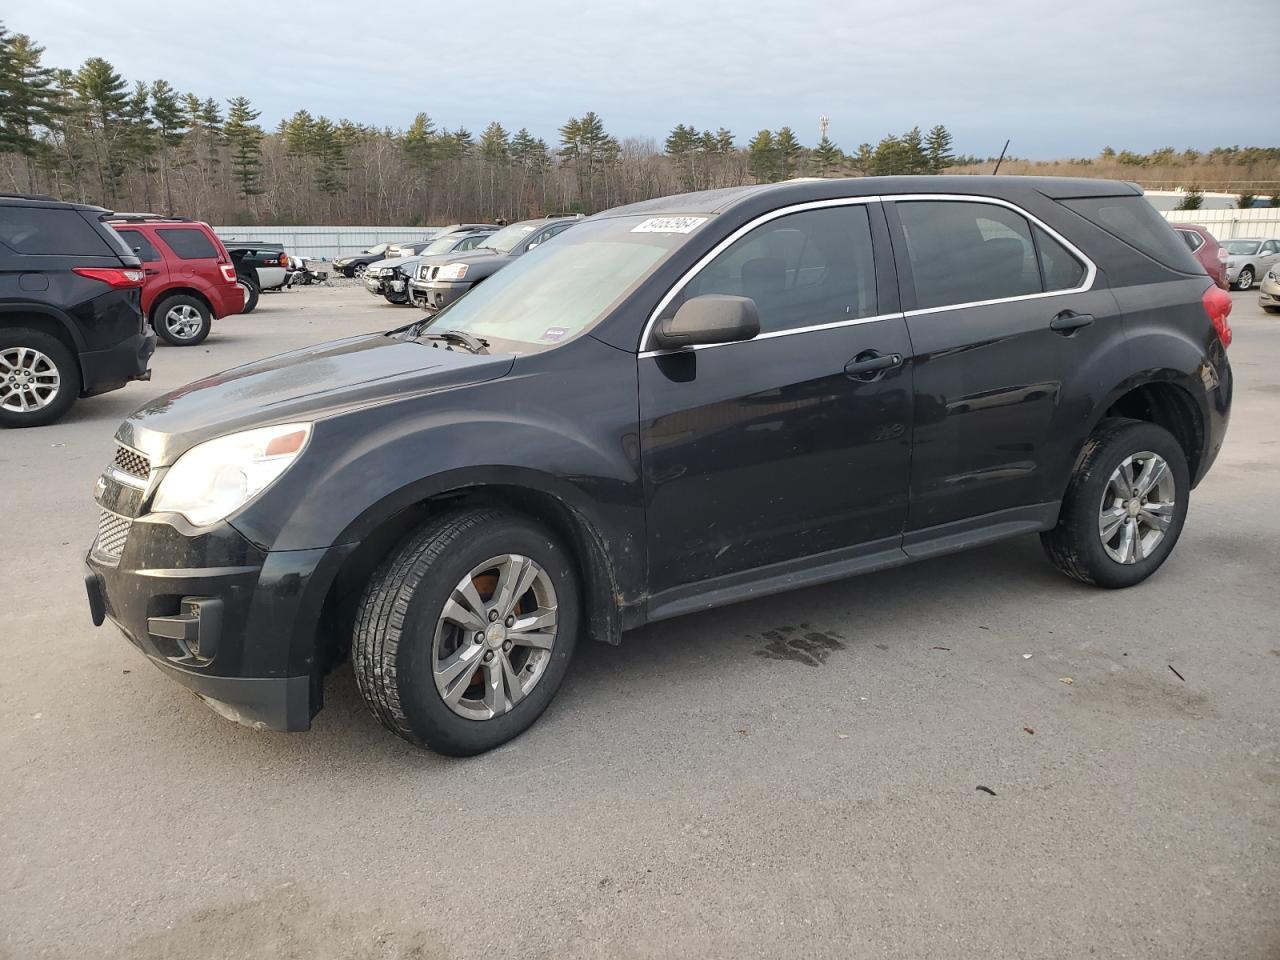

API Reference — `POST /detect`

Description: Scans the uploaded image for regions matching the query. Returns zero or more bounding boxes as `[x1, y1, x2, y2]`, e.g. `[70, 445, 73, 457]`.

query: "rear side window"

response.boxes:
[1034, 226, 1087, 291]
[0, 207, 115, 256]
[113, 228, 161, 262]
[1176, 229, 1204, 253]
[896, 200, 1052, 309]
[677, 204, 878, 334]
[157, 227, 218, 260]
[1061, 196, 1202, 273]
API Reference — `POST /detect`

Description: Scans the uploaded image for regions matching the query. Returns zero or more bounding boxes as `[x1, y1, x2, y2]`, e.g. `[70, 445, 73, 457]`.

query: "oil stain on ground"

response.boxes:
[753, 623, 847, 667]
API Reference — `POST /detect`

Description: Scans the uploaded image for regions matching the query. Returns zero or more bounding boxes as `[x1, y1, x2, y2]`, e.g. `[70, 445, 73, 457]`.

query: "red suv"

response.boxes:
[1173, 223, 1229, 291]
[105, 215, 244, 346]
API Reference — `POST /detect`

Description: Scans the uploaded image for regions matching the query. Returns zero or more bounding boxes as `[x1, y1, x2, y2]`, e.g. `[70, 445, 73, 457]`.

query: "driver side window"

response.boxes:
[671, 204, 878, 335]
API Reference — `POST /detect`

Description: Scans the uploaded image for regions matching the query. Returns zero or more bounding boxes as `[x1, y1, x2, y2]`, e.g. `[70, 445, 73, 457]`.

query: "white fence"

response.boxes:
[1161, 207, 1280, 240]
[211, 225, 443, 260]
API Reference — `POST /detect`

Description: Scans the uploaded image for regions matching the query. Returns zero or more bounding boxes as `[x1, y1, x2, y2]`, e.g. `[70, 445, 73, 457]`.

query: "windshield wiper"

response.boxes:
[415, 329, 489, 354]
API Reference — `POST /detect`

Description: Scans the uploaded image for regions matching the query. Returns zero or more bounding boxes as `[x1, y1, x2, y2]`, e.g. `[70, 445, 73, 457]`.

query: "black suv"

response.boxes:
[1, 194, 155, 427]
[84, 177, 1232, 755]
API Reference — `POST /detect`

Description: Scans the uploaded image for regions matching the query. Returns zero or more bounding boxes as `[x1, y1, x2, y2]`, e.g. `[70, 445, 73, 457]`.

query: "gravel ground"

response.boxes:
[1, 285, 1277, 960]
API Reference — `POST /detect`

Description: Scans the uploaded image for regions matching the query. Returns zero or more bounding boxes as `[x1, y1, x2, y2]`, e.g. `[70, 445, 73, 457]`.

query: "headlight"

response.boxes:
[151, 423, 312, 527]
[436, 263, 469, 281]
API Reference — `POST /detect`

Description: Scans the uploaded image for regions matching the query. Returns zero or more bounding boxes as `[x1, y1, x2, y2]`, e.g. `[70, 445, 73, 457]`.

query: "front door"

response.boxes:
[638, 200, 913, 603]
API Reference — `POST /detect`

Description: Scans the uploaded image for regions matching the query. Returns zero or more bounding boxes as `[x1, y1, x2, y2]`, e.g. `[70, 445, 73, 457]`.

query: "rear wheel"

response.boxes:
[154, 295, 212, 346]
[236, 273, 260, 314]
[352, 509, 580, 755]
[1041, 418, 1189, 588]
[1235, 267, 1254, 290]
[0, 328, 80, 428]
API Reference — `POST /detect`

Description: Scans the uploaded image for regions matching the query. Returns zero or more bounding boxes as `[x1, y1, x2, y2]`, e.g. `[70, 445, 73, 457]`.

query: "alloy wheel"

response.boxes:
[164, 304, 205, 340]
[432, 554, 559, 720]
[1237, 268, 1253, 290]
[1098, 451, 1175, 564]
[0, 346, 60, 413]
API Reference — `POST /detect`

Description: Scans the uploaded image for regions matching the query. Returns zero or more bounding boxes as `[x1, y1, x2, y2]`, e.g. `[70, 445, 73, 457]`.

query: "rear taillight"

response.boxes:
[73, 266, 145, 289]
[1202, 284, 1232, 348]
[278, 252, 289, 266]
[1216, 247, 1228, 263]
[219, 264, 238, 282]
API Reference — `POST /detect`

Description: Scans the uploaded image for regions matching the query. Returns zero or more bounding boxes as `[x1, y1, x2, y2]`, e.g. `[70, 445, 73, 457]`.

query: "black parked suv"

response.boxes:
[84, 176, 1232, 755]
[2, 194, 155, 427]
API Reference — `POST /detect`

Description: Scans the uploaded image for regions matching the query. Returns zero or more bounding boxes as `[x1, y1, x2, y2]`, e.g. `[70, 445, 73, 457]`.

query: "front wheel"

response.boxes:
[1041, 418, 1189, 588]
[353, 509, 580, 755]
[1235, 267, 1254, 290]
[351, 263, 367, 279]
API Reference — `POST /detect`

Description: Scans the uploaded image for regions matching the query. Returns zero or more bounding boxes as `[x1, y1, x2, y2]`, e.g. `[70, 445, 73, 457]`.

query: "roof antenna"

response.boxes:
[992, 139, 1010, 175]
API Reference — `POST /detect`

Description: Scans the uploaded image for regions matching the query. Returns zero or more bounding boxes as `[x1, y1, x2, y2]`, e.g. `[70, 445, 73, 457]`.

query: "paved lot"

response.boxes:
[2, 284, 1278, 960]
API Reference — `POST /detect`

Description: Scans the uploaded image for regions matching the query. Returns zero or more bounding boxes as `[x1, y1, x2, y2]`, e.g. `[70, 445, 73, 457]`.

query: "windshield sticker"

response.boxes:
[631, 216, 707, 234]
[540, 327, 569, 342]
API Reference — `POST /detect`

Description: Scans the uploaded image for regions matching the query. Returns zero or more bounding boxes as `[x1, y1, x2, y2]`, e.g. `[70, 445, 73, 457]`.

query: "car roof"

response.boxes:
[1, 193, 109, 214]
[594, 176, 1143, 220]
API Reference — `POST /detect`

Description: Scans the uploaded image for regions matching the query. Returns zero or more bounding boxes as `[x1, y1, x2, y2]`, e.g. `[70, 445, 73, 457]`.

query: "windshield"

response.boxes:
[423, 234, 465, 255]
[480, 222, 538, 254]
[1222, 241, 1261, 255]
[365, 243, 389, 255]
[417, 215, 702, 353]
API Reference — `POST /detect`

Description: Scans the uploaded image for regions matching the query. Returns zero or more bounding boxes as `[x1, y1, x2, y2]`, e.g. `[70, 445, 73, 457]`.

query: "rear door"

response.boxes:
[886, 196, 1123, 541]
[638, 200, 913, 603]
[112, 227, 167, 315]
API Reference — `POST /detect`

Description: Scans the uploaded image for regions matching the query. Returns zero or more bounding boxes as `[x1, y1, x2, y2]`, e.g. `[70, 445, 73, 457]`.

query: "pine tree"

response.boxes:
[309, 116, 347, 195]
[775, 127, 801, 179]
[223, 95, 263, 200]
[0, 28, 66, 190]
[665, 123, 699, 190]
[902, 126, 929, 173]
[124, 80, 157, 207]
[73, 57, 130, 203]
[811, 134, 842, 177]
[479, 121, 510, 164]
[149, 80, 184, 213]
[1236, 191, 1257, 209]
[402, 112, 439, 176]
[925, 124, 954, 173]
[747, 129, 777, 182]
[559, 112, 617, 210]
[1176, 185, 1203, 211]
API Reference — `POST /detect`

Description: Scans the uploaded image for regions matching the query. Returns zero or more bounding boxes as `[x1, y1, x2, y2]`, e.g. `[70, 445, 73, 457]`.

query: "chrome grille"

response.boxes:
[113, 445, 151, 481]
[95, 509, 131, 559]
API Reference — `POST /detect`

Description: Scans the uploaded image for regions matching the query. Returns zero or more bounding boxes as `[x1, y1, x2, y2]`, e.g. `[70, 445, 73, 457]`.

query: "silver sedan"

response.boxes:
[1223, 237, 1280, 290]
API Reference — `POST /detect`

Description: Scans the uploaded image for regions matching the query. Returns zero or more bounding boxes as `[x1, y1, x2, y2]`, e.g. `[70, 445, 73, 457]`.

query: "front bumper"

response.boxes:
[363, 274, 387, 295]
[421, 280, 471, 312]
[84, 505, 348, 732]
[79, 330, 156, 397]
[1258, 275, 1280, 307]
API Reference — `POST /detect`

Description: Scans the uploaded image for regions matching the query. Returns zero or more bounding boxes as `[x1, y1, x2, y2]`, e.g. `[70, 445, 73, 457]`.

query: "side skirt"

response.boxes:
[642, 502, 1060, 625]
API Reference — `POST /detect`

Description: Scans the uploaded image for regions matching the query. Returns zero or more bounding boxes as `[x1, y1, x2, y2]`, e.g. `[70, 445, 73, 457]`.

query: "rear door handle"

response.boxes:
[1049, 311, 1094, 334]
[844, 352, 903, 380]
[144, 268, 160, 276]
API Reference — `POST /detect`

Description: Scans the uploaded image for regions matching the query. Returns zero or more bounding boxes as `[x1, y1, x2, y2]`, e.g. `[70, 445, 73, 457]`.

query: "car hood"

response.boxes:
[116, 333, 514, 465]
[368, 254, 421, 270]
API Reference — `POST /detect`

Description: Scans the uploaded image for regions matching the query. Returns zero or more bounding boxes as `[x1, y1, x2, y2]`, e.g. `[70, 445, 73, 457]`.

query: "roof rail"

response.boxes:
[0, 192, 59, 201]
[106, 213, 196, 223]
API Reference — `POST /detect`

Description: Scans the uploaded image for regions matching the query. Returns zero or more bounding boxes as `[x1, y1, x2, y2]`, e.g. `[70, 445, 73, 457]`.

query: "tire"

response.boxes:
[353, 509, 580, 755]
[153, 294, 212, 346]
[236, 274, 260, 314]
[352, 263, 367, 279]
[1041, 418, 1190, 589]
[1234, 267, 1254, 290]
[0, 327, 80, 428]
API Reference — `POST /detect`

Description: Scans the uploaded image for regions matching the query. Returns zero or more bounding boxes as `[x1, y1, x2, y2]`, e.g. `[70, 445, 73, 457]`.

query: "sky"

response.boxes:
[5, 0, 1273, 159]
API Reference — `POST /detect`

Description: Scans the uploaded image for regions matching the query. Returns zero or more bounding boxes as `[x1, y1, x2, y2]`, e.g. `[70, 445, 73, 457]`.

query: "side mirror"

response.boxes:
[526, 239, 540, 250]
[654, 295, 760, 349]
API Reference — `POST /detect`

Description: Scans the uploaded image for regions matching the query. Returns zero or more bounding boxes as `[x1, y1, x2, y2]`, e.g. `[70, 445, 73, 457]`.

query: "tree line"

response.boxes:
[3, 22, 1276, 224]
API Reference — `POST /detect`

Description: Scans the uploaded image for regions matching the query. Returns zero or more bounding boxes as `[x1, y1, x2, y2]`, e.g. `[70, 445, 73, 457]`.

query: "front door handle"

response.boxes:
[844, 352, 903, 380]
[1049, 311, 1094, 334]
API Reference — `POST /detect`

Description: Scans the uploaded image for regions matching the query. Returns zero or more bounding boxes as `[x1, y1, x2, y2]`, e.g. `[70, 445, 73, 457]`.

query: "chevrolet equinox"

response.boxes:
[84, 177, 1234, 755]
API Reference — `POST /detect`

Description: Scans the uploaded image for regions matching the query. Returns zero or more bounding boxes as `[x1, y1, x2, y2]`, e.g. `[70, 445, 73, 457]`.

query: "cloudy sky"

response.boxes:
[6, 0, 1271, 158]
